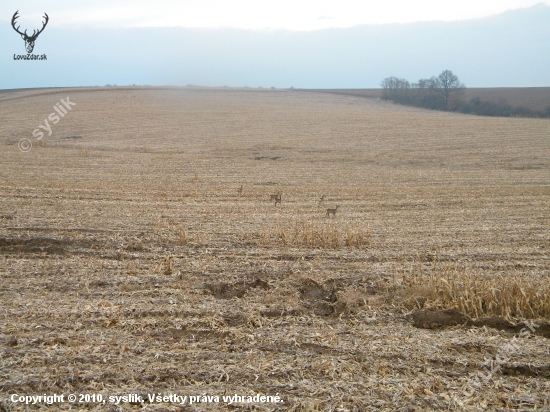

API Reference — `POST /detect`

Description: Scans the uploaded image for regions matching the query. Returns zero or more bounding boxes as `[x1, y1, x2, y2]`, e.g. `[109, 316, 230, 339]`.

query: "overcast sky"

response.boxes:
[6, 0, 550, 30]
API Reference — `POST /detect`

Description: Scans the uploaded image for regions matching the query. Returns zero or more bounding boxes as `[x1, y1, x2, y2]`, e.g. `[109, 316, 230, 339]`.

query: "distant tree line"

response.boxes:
[455, 97, 550, 118]
[381, 70, 550, 118]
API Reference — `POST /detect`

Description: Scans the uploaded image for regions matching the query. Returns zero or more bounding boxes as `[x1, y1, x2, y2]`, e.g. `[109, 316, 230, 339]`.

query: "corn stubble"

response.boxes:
[0, 86, 549, 411]
[260, 220, 371, 248]
[403, 261, 550, 319]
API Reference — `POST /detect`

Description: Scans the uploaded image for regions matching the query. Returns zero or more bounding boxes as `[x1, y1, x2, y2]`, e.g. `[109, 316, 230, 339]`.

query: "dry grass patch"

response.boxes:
[259, 219, 371, 248]
[402, 262, 550, 320]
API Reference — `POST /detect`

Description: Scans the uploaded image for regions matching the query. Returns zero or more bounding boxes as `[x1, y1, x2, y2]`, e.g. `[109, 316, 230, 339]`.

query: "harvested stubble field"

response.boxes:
[0, 87, 549, 411]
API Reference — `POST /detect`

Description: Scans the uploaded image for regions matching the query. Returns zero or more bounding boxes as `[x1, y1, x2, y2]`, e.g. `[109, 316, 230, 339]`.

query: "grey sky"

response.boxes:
[2, 2, 549, 89]
[4, 0, 550, 30]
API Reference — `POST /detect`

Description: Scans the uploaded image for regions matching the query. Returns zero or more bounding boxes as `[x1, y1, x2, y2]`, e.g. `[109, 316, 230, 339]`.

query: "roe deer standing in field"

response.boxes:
[326, 205, 339, 217]
[319, 195, 325, 205]
[270, 192, 282, 206]
[237, 185, 243, 196]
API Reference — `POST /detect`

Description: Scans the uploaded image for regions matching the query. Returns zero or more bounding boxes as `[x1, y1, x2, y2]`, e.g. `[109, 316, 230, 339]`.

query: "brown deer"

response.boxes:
[318, 195, 325, 205]
[12, 11, 49, 53]
[237, 185, 243, 196]
[270, 192, 282, 206]
[326, 205, 339, 217]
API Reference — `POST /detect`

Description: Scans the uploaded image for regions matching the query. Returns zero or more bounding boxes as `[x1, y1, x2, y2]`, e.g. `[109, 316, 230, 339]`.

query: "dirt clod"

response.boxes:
[407, 309, 469, 329]
[205, 278, 269, 299]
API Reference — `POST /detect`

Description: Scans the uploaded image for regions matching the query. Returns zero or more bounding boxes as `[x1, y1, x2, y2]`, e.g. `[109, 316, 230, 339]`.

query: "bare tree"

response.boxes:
[431, 70, 465, 109]
[380, 76, 411, 103]
[380, 70, 466, 111]
[411, 78, 431, 102]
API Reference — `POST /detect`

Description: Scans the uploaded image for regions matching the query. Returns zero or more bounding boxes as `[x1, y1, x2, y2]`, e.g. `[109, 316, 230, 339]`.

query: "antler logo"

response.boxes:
[11, 11, 49, 54]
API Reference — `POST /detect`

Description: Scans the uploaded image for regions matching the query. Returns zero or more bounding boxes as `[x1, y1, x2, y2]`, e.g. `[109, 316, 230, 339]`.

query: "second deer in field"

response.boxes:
[326, 205, 339, 217]
[270, 192, 282, 206]
[237, 185, 243, 196]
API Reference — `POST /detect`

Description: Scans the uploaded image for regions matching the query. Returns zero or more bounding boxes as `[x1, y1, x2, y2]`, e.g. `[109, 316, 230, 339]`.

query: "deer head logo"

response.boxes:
[11, 11, 49, 54]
